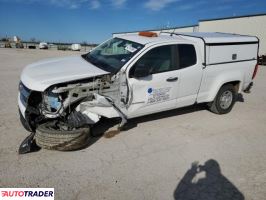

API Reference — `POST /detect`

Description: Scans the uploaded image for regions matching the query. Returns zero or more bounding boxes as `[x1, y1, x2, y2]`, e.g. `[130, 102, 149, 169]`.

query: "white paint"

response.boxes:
[82, 110, 100, 123]
[18, 32, 258, 122]
[207, 44, 257, 64]
[20, 56, 109, 91]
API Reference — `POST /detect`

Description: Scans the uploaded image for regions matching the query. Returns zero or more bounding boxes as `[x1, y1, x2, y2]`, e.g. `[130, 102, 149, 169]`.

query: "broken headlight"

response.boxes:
[43, 92, 62, 113]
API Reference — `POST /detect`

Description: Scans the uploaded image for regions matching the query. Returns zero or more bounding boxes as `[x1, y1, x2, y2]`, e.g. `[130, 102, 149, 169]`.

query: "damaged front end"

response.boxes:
[18, 37, 144, 153]
[18, 72, 129, 153]
[19, 72, 128, 134]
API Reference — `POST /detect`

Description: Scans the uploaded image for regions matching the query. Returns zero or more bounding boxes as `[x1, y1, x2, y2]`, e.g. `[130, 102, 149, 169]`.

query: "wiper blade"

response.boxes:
[82, 54, 98, 65]
[81, 54, 114, 73]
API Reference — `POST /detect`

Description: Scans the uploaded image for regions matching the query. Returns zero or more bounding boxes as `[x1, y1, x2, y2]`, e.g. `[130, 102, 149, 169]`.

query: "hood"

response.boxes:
[21, 56, 110, 91]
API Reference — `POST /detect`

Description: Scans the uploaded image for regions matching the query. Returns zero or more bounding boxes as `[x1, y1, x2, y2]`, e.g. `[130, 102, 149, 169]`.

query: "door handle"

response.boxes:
[166, 77, 178, 82]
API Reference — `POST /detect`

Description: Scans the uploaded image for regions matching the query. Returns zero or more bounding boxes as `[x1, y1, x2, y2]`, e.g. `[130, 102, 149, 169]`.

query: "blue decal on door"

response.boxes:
[148, 88, 153, 94]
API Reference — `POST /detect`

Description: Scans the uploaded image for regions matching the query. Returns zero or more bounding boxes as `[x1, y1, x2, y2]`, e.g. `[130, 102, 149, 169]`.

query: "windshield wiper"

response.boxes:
[82, 54, 114, 73]
[82, 54, 99, 66]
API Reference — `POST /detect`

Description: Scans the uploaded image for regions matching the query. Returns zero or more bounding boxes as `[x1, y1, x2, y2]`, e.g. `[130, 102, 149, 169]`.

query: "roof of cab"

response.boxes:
[115, 32, 259, 45]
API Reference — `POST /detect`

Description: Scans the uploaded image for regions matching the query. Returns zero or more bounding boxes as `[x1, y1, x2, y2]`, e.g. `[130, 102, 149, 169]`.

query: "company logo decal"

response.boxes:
[148, 88, 153, 94]
[147, 87, 171, 104]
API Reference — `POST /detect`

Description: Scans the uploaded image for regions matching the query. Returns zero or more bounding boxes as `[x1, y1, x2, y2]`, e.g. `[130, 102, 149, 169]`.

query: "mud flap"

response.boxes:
[244, 82, 253, 93]
[18, 132, 40, 154]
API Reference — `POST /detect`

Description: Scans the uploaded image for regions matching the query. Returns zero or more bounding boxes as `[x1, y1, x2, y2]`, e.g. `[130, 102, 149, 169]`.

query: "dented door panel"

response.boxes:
[126, 70, 180, 118]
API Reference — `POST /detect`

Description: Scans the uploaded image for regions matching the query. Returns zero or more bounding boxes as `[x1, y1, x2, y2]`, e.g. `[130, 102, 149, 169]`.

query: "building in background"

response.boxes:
[113, 13, 266, 55]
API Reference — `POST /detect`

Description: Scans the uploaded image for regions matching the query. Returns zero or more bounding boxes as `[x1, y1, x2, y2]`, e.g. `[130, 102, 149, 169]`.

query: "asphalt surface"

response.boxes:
[0, 48, 266, 200]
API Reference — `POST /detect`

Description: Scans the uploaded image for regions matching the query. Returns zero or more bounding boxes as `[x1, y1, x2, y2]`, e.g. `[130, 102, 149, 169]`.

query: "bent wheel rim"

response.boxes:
[219, 90, 233, 110]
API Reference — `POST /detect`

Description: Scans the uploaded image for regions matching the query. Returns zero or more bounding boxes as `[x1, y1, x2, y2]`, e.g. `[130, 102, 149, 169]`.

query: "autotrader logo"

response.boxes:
[0, 188, 54, 200]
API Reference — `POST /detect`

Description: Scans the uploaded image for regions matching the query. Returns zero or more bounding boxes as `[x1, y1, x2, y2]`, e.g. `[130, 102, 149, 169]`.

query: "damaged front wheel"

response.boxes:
[35, 121, 90, 151]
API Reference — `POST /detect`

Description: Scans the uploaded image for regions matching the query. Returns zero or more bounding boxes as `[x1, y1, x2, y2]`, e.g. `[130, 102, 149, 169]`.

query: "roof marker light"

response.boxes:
[138, 32, 158, 37]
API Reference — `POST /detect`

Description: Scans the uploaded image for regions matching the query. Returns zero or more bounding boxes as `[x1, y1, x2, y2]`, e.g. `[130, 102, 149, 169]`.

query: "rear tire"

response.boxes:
[35, 122, 90, 151]
[208, 84, 236, 114]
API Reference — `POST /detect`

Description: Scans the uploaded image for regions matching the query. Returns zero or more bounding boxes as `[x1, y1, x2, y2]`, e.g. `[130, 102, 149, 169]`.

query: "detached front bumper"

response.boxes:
[18, 93, 26, 118]
[19, 108, 32, 132]
[18, 82, 34, 132]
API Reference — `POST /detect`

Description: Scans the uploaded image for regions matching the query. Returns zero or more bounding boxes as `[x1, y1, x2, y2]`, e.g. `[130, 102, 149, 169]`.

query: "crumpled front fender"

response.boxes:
[76, 94, 127, 127]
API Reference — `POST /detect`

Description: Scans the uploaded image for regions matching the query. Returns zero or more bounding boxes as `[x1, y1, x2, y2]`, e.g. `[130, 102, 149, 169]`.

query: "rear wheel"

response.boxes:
[35, 121, 90, 151]
[209, 84, 236, 114]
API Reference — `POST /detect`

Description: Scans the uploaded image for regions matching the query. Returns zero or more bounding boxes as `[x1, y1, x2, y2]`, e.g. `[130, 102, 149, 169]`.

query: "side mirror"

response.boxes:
[133, 64, 152, 78]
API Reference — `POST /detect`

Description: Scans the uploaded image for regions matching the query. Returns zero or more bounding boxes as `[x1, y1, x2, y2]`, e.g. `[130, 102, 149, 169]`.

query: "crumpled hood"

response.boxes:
[21, 56, 110, 91]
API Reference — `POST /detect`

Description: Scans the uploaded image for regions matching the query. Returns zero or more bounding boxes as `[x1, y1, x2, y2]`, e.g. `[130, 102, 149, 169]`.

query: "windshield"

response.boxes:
[83, 38, 144, 73]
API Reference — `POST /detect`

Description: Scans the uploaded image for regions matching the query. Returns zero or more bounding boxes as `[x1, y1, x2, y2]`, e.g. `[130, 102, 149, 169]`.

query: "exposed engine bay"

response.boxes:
[18, 36, 144, 153]
[21, 72, 128, 133]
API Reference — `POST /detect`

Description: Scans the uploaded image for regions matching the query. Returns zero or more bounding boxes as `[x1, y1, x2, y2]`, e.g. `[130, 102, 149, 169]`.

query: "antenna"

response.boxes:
[159, 25, 164, 35]
[170, 28, 176, 36]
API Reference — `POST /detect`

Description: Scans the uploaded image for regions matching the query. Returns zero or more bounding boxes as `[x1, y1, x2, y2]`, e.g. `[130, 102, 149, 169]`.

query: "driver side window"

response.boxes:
[130, 45, 177, 77]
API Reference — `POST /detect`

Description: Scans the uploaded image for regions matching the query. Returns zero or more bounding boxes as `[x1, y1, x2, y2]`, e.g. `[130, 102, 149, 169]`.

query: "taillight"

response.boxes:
[252, 64, 259, 79]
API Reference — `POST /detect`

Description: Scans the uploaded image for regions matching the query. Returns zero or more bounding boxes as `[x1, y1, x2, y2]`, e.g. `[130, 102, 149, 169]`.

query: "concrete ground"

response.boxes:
[0, 48, 266, 200]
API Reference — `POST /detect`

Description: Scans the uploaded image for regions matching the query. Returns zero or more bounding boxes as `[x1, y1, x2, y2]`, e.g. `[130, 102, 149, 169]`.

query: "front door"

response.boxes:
[126, 44, 180, 118]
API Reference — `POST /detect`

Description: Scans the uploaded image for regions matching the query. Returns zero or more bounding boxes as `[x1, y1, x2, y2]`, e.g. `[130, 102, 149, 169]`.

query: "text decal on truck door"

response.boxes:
[147, 87, 171, 104]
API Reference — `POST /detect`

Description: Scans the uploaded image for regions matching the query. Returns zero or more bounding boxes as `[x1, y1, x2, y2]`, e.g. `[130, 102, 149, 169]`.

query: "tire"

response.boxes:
[35, 122, 90, 151]
[208, 84, 236, 114]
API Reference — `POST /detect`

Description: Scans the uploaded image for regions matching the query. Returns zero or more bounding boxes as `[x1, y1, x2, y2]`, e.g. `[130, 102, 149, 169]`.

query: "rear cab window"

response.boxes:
[178, 44, 197, 69]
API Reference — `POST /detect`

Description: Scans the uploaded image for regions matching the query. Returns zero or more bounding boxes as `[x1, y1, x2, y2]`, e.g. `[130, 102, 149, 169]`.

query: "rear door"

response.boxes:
[126, 44, 181, 118]
[176, 44, 203, 107]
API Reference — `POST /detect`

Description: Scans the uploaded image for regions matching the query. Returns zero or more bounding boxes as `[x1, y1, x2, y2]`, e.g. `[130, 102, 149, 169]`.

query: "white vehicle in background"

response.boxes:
[71, 43, 81, 51]
[39, 42, 48, 49]
[18, 32, 259, 153]
[48, 43, 55, 48]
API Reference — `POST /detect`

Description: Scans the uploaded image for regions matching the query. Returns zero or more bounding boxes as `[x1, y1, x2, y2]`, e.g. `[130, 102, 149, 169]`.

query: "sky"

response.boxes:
[0, 0, 265, 43]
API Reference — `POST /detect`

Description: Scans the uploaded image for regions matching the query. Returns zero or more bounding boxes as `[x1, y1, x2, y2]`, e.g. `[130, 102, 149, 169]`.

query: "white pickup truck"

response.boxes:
[18, 32, 259, 152]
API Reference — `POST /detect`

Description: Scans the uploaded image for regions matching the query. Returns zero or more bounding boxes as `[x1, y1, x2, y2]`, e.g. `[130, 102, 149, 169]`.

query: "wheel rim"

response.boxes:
[219, 90, 233, 109]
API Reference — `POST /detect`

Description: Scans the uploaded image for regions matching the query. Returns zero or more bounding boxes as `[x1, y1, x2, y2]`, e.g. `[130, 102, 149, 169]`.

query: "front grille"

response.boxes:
[19, 82, 31, 107]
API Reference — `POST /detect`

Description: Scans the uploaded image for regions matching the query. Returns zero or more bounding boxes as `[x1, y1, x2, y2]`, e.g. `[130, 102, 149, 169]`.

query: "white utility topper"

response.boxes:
[18, 31, 259, 152]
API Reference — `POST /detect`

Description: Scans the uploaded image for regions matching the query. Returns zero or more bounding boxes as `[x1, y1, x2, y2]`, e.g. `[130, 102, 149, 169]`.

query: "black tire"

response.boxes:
[35, 122, 90, 151]
[208, 84, 236, 114]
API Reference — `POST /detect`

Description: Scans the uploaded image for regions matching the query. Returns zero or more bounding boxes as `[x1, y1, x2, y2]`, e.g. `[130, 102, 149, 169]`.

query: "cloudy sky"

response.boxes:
[0, 0, 265, 43]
